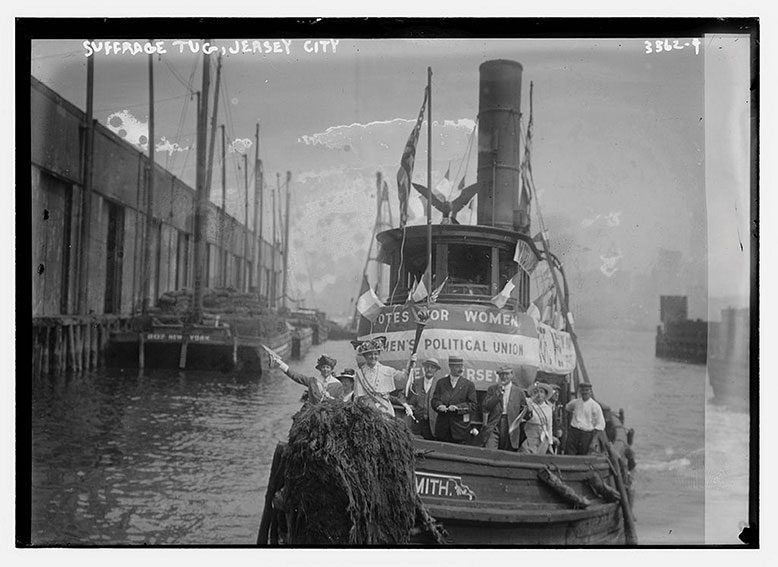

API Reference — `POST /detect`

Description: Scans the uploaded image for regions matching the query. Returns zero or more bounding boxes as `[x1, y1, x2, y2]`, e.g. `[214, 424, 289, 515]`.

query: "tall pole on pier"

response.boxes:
[192, 46, 211, 322]
[77, 41, 95, 314]
[253, 122, 262, 294]
[219, 123, 226, 286]
[282, 171, 292, 310]
[243, 153, 250, 292]
[141, 47, 156, 315]
[271, 175, 278, 308]
[425, 66, 433, 305]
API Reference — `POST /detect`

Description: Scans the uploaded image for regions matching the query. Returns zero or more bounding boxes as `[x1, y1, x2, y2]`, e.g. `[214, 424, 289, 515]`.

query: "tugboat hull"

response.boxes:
[412, 438, 630, 545]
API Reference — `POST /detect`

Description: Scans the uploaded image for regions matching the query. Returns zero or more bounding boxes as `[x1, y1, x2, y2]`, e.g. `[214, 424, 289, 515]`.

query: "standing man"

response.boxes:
[483, 366, 528, 451]
[406, 357, 442, 439]
[564, 382, 605, 455]
[268, 353, 344, 403]
[352, 337, 414, 417]
[431, 355, 477, 443]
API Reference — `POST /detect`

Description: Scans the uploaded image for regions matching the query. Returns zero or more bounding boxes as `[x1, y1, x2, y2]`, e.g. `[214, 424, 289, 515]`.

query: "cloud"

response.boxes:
[229, 138, 253, 154]
[298, 117, 476, 149]
[605, 211, 622, 227]
[599, 250, 623, 277]
[156, 136, 190, 155]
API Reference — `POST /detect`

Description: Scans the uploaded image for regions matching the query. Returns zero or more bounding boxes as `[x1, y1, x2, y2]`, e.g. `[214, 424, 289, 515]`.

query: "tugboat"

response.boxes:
[259, 59, 638, 545]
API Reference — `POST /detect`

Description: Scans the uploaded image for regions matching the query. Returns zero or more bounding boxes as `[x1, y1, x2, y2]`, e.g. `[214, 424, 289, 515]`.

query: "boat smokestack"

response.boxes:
[476, 59, 527, 232]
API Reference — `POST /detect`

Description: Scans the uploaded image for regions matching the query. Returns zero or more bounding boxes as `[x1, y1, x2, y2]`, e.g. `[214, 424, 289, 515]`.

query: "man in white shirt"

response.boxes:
[563, 382, 605, 455]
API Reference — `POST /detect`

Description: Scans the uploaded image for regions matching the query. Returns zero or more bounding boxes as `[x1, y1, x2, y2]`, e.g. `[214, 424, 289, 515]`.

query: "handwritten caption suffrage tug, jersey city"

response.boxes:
[82, 39, 340, 57]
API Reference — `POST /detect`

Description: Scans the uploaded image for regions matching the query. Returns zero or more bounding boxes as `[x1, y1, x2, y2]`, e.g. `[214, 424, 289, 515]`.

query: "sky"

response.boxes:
[30, 35, 750, 319]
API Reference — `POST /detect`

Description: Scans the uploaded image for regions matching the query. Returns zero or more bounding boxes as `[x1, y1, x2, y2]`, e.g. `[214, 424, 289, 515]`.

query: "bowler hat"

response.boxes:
[496, 365, 513, 375]
[315, 354, 337, 370]
[578, 382, 593, 390]
[422, 357, 441, 369]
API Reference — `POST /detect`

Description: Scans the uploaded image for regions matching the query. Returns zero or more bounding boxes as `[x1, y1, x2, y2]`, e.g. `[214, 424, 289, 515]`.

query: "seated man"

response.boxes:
[564, 382, 605, 455]
[483, 366, 527, 451]
[431, 355, 477, 443]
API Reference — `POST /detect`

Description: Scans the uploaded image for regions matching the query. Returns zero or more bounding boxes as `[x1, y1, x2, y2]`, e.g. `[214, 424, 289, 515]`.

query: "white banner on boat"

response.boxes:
[535, 322, 577, 374]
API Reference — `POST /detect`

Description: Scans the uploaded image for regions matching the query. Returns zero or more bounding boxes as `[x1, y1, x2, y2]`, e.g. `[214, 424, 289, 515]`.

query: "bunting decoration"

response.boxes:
[490, 274, 519, 309]
[397, 88, 429, 228]
[429, 276, 448, 303]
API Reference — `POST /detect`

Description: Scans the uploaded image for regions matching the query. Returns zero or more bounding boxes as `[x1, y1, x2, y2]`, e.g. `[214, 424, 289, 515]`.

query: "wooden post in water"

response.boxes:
[243, 153, 250, 292]
[141, 46, 156, 314]
[253, 122, 261, 294]
[42, 325, 50, 375]
[67, 324, 76, 372]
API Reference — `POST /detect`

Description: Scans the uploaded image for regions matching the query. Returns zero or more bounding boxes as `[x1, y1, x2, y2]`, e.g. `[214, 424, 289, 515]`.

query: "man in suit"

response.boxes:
[431, 355, 477, 443]
[406, 357, 442, 439]
[483, 366, 528, 451]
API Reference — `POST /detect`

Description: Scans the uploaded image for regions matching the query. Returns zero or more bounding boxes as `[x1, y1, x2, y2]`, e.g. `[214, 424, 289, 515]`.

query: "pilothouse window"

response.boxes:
[447, 245, 491, 288]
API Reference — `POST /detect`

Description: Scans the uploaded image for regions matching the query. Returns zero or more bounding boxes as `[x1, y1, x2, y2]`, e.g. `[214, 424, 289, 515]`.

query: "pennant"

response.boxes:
[356, 286, 385, 322]
[513, 239, 539, 275]
[432, 163, 451, 202]
[526, 303, 541, 321]
[429, 276, 448, 303]
[411, 278, 428, 303]
[396, 88, 429, 228]
[490, 275, 518, 309]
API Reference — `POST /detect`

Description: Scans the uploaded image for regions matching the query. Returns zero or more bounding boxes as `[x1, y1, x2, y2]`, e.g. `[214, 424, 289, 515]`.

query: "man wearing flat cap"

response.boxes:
[483, 366, 528, 451]
[405, 357, 442, 439]
[431, 355, 477, 443]
[268, 353, 344, 404]
[352, 337, 413, 417]
[564, 382, 605, 455]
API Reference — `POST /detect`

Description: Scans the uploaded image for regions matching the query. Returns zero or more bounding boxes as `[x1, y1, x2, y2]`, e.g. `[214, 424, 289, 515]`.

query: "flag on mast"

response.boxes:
[356, 285, 385, 322]
[513, 238, 539, 275]
[397, 88, 429, 228]
[429, 276, 448, 303]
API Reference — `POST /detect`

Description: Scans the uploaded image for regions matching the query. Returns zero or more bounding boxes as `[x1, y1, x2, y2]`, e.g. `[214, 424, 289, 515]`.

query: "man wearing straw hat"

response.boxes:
[405, 357, 442, 439]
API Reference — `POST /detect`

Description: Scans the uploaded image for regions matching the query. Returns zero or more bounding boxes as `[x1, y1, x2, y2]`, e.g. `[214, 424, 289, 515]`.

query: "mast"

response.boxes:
[243, 153, 249, 291]
[192, 46, 211, 322]
[219, 123, 226, 286]
[253, 122, 261, 293]
[283, 171, 292, 309]
[141, 46, 155, 314]
[271, 174, 278, 308]
[205, 54, 221, 202]
[425, 66, 433, 303]
[77, 41, 95, 314]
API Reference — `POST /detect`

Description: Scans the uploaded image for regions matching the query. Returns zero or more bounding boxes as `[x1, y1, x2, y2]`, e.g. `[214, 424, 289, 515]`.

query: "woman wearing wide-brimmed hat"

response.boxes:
[519, 382, 555, 454]
[350, 336, 414, 417]
[268, 352, 344, 404]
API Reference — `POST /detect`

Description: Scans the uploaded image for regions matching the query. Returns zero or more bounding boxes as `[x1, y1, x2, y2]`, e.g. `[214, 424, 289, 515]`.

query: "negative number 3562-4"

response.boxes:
[644, 39, 701, 55]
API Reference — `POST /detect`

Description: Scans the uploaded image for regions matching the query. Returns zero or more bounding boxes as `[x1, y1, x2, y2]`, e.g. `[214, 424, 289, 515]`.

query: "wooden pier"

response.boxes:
[31, 315, 132, 377]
